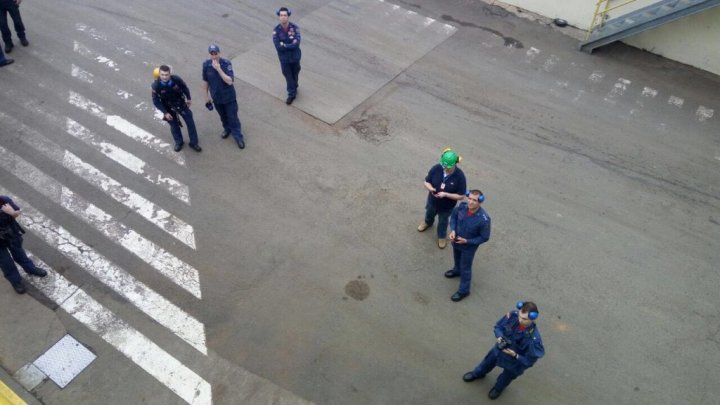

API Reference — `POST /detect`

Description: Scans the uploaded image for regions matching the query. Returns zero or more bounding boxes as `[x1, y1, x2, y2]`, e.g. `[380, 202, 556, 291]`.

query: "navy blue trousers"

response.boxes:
[167, 107, 199, 147]
[214, 100, 243, 142]
[0, 1, 25, 44]
[0, 236, 38, 285]
[281, 62, 300, 98]
[470, 347, 525, 393]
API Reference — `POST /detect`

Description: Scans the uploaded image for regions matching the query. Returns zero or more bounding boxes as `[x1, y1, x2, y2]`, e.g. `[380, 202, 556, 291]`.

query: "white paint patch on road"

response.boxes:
[120, 25, 156, 43]
[24, 258, 211, 405]
[542, 55, 559, 72]
[695, 106, 714, 122]
[668, 95, 684, 108]
[525, 47, 540, 63]
[442, 24, 456, 35]
[641, 87, 658, 97]
[604, 78, 631, 104]
[106, 115, 185, 166]
[65, 118, 190, 204]
[63, 153, 196, 248]
[392, 5, 400, 10]
[0, 146, 199, 288]
[0, 192, 207, 355]
[117, 90, 132, 99]
[73, 41, 119, 71]
[71, 64, 94, 83]
[423, 17, 435, 27]
[555, 81, 569, 88]
[588, 71, 605, 83]
[70, 92, 183, 165]
[75, 23, 107, 41]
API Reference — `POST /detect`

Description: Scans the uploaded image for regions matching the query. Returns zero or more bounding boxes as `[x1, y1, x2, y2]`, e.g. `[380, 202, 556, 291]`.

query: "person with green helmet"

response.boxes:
[418, 148, 467, 249]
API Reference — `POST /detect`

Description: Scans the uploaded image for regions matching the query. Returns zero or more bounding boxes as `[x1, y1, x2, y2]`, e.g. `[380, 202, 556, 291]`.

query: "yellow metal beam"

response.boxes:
[0, 378, 28, 405]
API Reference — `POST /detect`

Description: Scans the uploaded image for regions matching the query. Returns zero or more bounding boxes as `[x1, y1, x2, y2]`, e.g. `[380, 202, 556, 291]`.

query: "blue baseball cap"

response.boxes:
[208, 44, 220, 53]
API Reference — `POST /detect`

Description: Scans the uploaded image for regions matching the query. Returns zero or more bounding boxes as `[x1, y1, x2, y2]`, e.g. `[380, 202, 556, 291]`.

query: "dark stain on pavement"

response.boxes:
[441, 15, 524, 48]
[709, 216, 719, 226]
[350, 114, 391, 144]
[413, 291, 430, 305]
[398, 0, 421, 9]
[345, 280, 370, 301]
[214, 383, 227, 401]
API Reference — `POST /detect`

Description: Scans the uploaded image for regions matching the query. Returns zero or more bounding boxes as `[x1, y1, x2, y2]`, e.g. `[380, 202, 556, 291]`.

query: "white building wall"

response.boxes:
[495, 0, 720, 76]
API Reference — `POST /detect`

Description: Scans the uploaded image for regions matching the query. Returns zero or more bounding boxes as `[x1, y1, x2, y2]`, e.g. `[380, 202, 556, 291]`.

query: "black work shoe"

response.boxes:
[463, 372, 484, 382]
[236, 139, 245, 149]
[4, 43, 12, 53]
[285, 96, 295, 105]
[189, 144, 202, 152]
[444, 270, 459, 279]
[488, 388, 501, 400]
[12, 281, 26, 294]
[174, 143, 184, 152]
[451, 292, 469, 302]
[0, 58, 13, 67]
[20, 38, 29, 47]
[221, 130, 230, 139]
[28, 268, 47, 277]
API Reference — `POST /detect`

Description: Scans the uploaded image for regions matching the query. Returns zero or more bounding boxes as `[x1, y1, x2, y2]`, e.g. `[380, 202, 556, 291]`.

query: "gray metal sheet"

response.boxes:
[32, 335, 96, 388]
[234, 0, 456, 124]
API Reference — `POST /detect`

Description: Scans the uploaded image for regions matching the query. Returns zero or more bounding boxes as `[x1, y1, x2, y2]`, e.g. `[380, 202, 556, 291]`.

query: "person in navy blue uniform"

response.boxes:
[444, 189, 490, 301]
[152, 65, 201, 153]
[0, 40, 12, 66]
[0, 0, 28, 54]
[202, 44, 245, 149]
[272, 7, 301, 105]
[418, 148, 467, 249]
[0, 196, 47, 294]
[463, 301, 545, 400]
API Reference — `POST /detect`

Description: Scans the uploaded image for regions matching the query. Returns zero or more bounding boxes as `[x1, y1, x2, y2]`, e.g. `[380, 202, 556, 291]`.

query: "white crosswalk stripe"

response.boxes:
[0, 112, 196, 248]
[65, 116, 191, 204]
[0, 189, 207, 355]
[68, 91, 186, 167]
[26, 254, 212, 405]
[0, 144, 201, 298]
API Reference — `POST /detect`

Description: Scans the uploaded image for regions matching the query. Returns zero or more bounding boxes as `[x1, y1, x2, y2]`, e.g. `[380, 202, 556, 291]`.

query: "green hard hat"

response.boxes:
[440, 149, 459, 168]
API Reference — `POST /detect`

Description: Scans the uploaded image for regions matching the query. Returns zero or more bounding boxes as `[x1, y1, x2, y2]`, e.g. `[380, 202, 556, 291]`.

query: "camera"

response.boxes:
[496, 337, 510, 350]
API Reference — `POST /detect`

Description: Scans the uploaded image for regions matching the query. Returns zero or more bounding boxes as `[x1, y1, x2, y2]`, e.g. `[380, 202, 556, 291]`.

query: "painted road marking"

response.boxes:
[641, 87, 658, 97]
[604, 78, 631, 104]
[69, 91, 185, 166]
[0, 145, 201, 295]
[0, 112, 195, 247]
[65, 117, 190, 204]
[588, 70, 605, 83]
[668, 95, 684, 108]
[542, 55, 559, 72]
[71, 64, 94, 83]
[696, 105, 714, 122]
[0, 190, 207, 355]
[73, 40, 119, 71]
[0, 379, 27, 405]
[120, 24, 156, 43]
[25, 255, 211, 405]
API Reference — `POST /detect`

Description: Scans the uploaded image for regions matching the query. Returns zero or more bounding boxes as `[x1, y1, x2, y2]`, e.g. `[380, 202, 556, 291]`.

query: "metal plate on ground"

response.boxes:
[234, 0, 457, 124]
[32, 335, 96, 388]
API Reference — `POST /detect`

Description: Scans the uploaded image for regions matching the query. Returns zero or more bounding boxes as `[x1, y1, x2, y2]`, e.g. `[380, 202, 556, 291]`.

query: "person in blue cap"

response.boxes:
[0, 0, 28, 54]
[202, 44, 246, 149]
[152, 65, 201, 152]
[272, 7, 302, 105]
[0, 42, 12, 66]
[0, 195, 47, 294]
[444, 189, 490, 302]
[462, 301, 545, 400]
[418, 148, 467, 249]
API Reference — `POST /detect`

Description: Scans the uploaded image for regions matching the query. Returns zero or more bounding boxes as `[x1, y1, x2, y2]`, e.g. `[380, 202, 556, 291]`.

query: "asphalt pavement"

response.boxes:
[0, 0, 718, 404]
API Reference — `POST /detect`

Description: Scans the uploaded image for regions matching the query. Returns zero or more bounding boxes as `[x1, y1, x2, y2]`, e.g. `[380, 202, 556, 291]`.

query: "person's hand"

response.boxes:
[436, 191, 446, 199]
[164, 113, 173, 121]
[448, 231, 456, 240]
[206, 96, 212, 104]
[15, 0, 22, 5]
[497, 337, 504, 344]
[212, 59, 221, 71]
[1, 204, 13, 215]
[186, 100, 192, 108]
[280, 42, 285, 47]
[454, 236, 467, 244]
[502, 348, 518, 359]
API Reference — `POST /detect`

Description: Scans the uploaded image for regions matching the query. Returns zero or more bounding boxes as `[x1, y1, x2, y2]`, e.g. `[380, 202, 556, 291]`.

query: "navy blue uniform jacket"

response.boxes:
[493, 311, 545, 373]
[273, 22, 302, 63]
[202, 58, 236, 104]
[425, 164, 466, 212]
[151, 75, 191, 113]
[449, 202, 490, 251]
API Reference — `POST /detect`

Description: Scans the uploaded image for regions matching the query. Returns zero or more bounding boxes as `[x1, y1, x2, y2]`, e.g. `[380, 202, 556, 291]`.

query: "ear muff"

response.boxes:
[276, 8, 292, 16]
[465, 190, 485, 203]
[516, 301, 539, 320]
[440, 147, 462, 165]
[152, 67, 160, 80]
